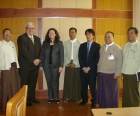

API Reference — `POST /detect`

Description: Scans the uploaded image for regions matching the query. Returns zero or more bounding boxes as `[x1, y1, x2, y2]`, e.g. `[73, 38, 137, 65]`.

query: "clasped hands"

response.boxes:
[83, 67, 90, 73]
[33, 59, 40, 66]
[67, 63, 76, 69]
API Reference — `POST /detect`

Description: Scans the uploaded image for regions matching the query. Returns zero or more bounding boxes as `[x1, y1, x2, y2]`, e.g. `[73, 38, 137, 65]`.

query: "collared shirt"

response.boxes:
[105, 42, 114, 52]
[3, 40, 16, 63]
[70, 38, 76, 60]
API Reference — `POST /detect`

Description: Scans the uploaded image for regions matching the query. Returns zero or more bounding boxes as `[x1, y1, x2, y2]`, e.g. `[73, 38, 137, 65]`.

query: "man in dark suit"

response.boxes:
[78, 29, 100, 108]
[17, 22, 41, 106]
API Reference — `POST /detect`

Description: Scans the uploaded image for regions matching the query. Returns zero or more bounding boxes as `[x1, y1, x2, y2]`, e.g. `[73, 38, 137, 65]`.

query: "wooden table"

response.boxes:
[91, 107, 140, 116]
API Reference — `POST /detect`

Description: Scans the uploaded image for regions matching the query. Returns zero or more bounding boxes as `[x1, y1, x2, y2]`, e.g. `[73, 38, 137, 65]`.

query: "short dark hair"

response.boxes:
[85, 29, 95, 36]
[45, 28, 60, 43]
[69, 27, 77, 33]
[105, 31, 114, 37]
[127, 27, 138, 34]
[2, 28, 12, 34]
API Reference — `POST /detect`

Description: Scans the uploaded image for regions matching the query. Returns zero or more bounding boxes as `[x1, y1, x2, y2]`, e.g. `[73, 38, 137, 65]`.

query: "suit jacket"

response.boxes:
[40, 41, 64, 69]
[17, 33, 41, 70]
[78, 42, 100, 74]
[0, 40, 19, 70]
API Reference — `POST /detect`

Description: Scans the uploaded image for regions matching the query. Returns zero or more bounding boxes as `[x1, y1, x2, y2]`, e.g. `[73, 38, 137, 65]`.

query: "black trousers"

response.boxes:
[80, 70, 96, 104]
[19, 68, 38, 101]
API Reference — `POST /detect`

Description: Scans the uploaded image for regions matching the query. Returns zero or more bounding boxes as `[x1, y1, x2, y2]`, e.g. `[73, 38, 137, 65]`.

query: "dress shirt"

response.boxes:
[70, 38, 76, 60]
[28, 35, 34, 44]
[3, 40, 16, 63]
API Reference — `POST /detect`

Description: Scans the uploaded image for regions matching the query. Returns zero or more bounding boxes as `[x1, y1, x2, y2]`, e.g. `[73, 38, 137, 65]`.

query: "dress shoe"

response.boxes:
[31, 99, 40, 104]
[79, 101, 87, 106]
[27, 101, 33, 106]
[48, 99, 53, 104]
[91, 104, 96, 109]
[56, 100, 60, 104]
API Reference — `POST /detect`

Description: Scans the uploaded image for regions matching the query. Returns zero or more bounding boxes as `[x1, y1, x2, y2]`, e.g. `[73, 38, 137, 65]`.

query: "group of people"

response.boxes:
[0, 21, 140, 111]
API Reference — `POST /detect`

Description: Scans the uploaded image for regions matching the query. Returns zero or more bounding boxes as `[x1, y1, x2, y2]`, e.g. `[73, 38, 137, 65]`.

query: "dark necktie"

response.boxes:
[87, 43, 90, 60]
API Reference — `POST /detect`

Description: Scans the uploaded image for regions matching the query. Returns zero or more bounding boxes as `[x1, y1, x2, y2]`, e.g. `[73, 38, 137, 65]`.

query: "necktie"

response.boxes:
[30, 36, 34, 44]
[87, 43, 90, 60]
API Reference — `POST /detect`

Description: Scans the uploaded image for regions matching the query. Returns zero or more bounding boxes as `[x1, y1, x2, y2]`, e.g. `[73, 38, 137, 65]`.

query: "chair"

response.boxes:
[6, 85, 28, 116]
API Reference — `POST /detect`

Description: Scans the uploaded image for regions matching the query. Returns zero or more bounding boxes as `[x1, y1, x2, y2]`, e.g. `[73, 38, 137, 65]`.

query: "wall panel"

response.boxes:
[0, 0, 38, 8]
[42, 0, 59, 8]
[42, 0, 92, 9]
[59, 0, 75, 8]
[75, 0, 92, 9]
[122, 0, 133, 10]
[97, 0, 133, 10]
[120, 19, 132, 35]
[97, 19, 121, 35]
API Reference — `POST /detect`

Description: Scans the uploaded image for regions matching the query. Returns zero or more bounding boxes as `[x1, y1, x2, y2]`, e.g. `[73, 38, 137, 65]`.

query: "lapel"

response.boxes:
[46, 42, 50, 51]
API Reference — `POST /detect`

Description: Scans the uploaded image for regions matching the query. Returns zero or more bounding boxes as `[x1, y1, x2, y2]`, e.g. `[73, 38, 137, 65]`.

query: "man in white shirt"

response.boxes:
[0, 28, 20, 111]
[63, 27, 81, 103]
[122, 27, 140, 107]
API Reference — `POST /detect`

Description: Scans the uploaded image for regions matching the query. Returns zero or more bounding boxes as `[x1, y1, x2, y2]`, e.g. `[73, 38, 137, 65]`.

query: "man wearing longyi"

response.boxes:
[17, 22, 41, 106]
[122, 27, 140, 107]
[0, 28, 20, 111]
[96, 31, 123, 108]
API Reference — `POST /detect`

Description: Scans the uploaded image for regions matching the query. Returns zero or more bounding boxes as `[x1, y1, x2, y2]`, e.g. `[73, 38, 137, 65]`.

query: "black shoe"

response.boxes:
[31, 99, 40, 104]
[56, 100, 60, 104]
[79, 101, 87, 106]
[91, 104, 96, 109]
[48, 100, 53, 104]
[27, 101, 33, 106]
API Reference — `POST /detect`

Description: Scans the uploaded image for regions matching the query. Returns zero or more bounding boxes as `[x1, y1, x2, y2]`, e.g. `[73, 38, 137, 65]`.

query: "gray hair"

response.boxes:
[26, 22, 35, 28]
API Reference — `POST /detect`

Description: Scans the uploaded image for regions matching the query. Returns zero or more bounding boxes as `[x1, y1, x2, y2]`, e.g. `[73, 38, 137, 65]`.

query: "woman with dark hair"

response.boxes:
[40, 28, 64, 104]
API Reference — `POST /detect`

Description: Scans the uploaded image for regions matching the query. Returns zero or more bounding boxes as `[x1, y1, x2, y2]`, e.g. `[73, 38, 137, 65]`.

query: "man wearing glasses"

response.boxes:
[17, 22, 41, 106]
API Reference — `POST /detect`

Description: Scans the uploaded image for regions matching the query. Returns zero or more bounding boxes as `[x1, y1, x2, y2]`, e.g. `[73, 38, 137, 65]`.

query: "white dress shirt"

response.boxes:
[4, 40, 16, 63]
[0, 40, 19, 70]
[70, 38, 76, 60]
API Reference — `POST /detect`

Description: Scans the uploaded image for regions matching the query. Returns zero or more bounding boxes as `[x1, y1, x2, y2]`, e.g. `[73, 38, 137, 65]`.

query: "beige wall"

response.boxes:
[42, 18, 92, 90]
[42, 0, 92, 9]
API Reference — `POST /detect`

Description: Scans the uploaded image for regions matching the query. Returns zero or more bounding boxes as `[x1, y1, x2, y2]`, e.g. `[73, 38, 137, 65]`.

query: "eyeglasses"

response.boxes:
[26, 28, 35, 30]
